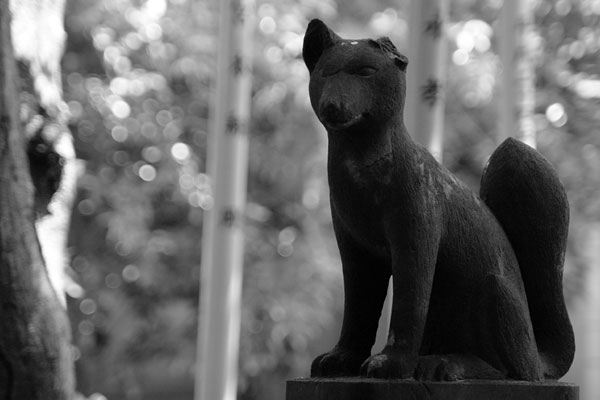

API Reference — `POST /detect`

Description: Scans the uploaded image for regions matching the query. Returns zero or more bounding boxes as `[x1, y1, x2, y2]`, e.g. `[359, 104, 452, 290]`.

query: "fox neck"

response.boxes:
[326, 115, 408, 164]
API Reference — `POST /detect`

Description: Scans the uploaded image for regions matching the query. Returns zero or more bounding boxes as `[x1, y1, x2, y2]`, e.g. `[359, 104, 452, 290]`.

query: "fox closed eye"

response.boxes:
[353, 66, 378, 77]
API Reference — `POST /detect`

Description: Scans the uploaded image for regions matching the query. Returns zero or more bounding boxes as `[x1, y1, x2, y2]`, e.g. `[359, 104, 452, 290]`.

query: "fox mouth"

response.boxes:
[321, 113, 365, 131]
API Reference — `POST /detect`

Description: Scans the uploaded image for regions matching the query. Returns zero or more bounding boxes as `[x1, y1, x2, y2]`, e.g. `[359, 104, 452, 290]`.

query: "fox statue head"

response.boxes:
[303, 19, 409, 133]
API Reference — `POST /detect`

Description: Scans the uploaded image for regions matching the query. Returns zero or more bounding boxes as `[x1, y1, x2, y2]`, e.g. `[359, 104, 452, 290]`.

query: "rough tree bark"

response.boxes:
[0, 0, 75, 398]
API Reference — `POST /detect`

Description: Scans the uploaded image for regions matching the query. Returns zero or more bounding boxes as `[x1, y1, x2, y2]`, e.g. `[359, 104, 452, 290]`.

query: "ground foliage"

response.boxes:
[62, 0, 599, 398]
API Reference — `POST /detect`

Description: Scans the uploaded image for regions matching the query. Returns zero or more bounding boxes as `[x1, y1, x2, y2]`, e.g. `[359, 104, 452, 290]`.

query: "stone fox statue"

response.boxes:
[303, 19, 575, 381]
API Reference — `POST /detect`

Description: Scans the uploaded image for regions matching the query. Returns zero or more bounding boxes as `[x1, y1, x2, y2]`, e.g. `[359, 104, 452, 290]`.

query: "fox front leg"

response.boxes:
[311, 211, 391, 377]
[361, 204, 441, 379]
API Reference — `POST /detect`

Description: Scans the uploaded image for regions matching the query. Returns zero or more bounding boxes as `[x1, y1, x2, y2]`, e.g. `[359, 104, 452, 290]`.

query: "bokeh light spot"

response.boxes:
[92, 27, 114, 50]
[124, 32, 143, 50]
[171, 142, 190, 162]
[452, 49, 470, 65]
[78, 199, 97, 216]
[265, 46, 283, 63]
[278, 227, 297, 245]
[112, 150, 130, 166]
[79, 298, 98, 315]
[142, 22, 163, 41]
[259, 16, 276, 34]
[110, 77, 129, 96]
[122, 264, 141, 282]
[546, 103, 568, 127]
[142, 146, 162, 163]
[179, 173, 195, 190]
[138, 164, 157, 181]
[277, 243, 294, 257]
[111, 125, 129, 142]
[68, 101, 83, 119]
[78, 320, 95, 336]
[302, 188, 320, 210]
[111, 100, 131, 119]
[456, 30, 475, 52]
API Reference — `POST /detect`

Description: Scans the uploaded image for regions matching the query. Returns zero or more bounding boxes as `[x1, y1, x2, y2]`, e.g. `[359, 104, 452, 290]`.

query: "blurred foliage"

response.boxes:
[62, 0, 600, 399]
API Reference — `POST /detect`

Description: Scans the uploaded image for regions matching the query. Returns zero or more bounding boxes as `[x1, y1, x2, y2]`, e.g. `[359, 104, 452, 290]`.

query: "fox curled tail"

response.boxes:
[480, 137, 575, 379]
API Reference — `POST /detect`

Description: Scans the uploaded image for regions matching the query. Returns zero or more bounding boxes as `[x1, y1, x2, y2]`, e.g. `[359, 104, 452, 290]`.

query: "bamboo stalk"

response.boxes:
[195, 1, 254, 399]
[404, 0, 449, 162]
[498, 0, 536, 148]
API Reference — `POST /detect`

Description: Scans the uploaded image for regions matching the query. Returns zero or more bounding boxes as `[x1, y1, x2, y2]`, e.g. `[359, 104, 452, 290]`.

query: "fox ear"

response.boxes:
[372, 37, 409, 71]
[303, 19, 341, 74]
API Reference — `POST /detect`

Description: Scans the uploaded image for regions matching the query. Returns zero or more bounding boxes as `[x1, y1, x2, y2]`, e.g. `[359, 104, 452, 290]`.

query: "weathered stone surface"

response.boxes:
[286, 378, 579, 400]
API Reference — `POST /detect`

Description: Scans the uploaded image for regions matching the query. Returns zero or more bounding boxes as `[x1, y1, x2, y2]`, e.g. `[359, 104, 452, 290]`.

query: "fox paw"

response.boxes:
[415, 355, 464, 381]
[311, 346, 368, 377]
[414, 354, 505, 381]
[360, 352, 417, 379]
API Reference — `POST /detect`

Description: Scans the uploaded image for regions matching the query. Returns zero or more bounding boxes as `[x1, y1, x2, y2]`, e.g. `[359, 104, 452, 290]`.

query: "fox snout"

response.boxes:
[318, 99, 364, 131]
[321, 101, 350, 124]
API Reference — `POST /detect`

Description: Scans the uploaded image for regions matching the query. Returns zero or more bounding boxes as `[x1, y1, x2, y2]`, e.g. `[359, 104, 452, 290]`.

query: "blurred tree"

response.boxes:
[0, 0, 75, 398]
[405, 0, 449, 160]
[498, 0, 537, 147]
[195, 0, 255, 400]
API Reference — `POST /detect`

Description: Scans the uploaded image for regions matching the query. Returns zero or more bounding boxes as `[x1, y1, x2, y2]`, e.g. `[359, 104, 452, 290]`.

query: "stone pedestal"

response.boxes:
[286, 378, 579, 400]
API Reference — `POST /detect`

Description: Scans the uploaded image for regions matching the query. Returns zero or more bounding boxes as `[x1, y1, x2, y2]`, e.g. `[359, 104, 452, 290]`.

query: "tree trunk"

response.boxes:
[0, 1, 75, 398]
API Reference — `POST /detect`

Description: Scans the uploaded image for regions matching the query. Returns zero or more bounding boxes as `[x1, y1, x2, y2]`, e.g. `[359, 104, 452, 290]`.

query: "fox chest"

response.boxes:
[328, 157, 393, 254]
